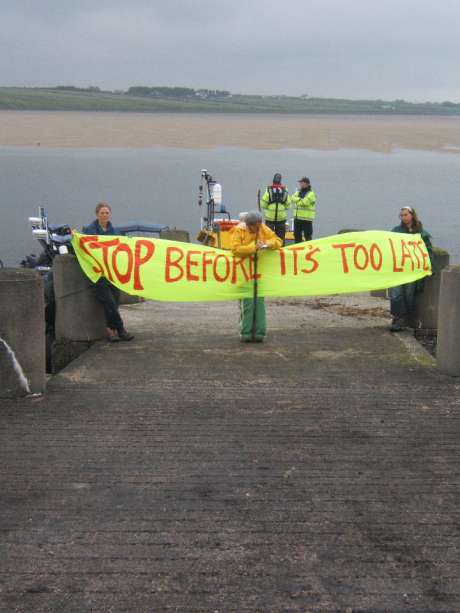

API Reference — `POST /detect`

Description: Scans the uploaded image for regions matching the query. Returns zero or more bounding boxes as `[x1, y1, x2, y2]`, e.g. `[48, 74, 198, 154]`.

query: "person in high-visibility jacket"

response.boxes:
[291, 176, 317, 243]
[231, 211, 283, 342]
[260, 173, 290, 244]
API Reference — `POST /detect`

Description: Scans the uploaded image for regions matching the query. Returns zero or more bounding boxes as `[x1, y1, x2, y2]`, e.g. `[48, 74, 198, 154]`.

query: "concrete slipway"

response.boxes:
[1, 295, 459, 612]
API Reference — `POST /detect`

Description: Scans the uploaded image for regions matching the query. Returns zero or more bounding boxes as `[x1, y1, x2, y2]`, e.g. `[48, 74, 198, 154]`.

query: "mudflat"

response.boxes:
[1, 111, 460, 152]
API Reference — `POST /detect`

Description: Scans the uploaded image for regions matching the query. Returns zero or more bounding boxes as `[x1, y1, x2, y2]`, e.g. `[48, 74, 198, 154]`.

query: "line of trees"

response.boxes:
[127, 86, 231, 99]
[53, 85, 101, 92]
[45, 85, 459, 109]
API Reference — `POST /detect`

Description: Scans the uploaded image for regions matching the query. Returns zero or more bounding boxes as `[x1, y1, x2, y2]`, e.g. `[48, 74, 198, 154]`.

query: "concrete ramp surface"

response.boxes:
[1, 296, 459, 612]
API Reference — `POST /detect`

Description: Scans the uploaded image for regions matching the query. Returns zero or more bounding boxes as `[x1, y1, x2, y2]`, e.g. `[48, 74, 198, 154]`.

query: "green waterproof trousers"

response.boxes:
[240, 297, 267, 341]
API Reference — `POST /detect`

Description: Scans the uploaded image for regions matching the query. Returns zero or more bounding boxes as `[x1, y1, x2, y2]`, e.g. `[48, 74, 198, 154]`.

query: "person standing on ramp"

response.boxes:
[260, 173, 290, 244]
[291, 177, 317, 243]
[231, 211, 282, 342]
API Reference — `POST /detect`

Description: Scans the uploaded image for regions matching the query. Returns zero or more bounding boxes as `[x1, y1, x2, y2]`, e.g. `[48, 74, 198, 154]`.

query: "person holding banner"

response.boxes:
[82, 202, 134, 343]
[231, 211, 282, 342]
[389, 206, 433, 332]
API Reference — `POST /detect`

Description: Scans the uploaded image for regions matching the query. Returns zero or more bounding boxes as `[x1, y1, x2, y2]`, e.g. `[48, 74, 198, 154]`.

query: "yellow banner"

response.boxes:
[72, 231, 432, 302]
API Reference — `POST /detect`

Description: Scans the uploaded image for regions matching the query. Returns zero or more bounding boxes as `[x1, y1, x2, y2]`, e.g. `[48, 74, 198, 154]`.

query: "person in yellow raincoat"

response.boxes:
[230, 211, 283, 342]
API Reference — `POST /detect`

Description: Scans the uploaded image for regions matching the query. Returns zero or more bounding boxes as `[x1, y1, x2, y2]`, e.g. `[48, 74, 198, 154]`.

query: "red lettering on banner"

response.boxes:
[202, 250, 215, 282]
[408, 241, 422, 268]
[281, 245, 320, 276]
[414, 240, 430, 271]
[353, 244, 370, 271]
[400, 240, 415, 271]
[213, 254, 231, 282]
[279, 250, 287, 276]
[301, 246, 321, 274]
[289, 246, 305, 276]
[332, 242, 356, 273]
[89, 239, 120, 281]
[389, 238, 404, 272]
[134, 240, 155, 290]
[112, 243, 133, 284]
[186, 250, 201, 281]
[231, 257, 251, 284]
[369, 243, 383, 270]
[78, 235, 105, 275]
[165, 246, 185, 282]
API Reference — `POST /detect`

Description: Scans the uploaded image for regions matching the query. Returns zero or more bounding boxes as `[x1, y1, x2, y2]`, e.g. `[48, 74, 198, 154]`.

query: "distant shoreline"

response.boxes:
[1, 110, 460, 153]
[2, 86, 460, 117]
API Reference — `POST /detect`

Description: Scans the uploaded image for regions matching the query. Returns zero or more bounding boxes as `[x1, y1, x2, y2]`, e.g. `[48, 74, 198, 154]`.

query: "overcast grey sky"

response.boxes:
[2, 0, 459, 101]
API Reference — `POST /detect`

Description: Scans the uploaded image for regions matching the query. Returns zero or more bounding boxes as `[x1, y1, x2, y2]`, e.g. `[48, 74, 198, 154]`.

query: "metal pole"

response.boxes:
[251, 250, 259, 341]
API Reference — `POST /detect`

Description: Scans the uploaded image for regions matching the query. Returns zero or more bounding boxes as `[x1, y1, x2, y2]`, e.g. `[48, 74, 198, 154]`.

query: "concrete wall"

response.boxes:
[368, 247, 450, 322]
[160, 228, 190, 243]
[0, 268, 45, 397]
[437, 265, 460, 376]
[370, 289, 388, 299]
[416, 248, 450, 330]
[119, 290, 144, 305]
[53, 254, 106, 341]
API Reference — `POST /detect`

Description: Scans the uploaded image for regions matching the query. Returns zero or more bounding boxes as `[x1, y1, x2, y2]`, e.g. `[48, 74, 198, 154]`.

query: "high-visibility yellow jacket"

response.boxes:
[291, 189, 317, 221]
[231, 222, 283, 257]
[260, 185, 290, 221]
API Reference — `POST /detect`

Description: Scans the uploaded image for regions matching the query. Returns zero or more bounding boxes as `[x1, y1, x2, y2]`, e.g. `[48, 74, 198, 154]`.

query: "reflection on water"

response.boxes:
[0, 146, 458, 266]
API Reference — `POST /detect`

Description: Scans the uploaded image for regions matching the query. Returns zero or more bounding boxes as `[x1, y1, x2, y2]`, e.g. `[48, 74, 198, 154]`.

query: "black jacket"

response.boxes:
[82, 220, 117, 235]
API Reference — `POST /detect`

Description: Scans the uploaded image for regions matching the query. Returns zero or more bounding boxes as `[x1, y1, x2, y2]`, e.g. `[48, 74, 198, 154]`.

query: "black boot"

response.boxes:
[390, 317, 408, 332]
[118, 328, 134, 341]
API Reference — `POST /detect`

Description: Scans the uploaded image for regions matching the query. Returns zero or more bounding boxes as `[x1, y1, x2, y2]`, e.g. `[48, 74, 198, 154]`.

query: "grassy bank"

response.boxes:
[1, 87, 460, 115]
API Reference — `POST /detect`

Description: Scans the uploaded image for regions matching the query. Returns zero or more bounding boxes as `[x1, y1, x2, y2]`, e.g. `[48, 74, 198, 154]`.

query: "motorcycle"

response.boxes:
[20, 207, 74, 371]
[21, 206, 73, 271]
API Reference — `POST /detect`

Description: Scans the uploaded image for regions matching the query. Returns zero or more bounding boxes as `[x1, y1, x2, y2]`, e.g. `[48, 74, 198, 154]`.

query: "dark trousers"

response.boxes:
[266, 220, 286, 244]
[94, 278, 123, 332]
[294, 219, 313, 243]
[389, 283, 417, 322]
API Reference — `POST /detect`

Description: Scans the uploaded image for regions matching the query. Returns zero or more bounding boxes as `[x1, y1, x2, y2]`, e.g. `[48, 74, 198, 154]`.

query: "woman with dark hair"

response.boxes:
[389, 206, 433, 332]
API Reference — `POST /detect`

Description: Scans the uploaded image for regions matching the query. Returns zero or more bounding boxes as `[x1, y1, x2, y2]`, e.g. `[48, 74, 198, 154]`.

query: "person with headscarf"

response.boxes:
[230, 211, 282, 341]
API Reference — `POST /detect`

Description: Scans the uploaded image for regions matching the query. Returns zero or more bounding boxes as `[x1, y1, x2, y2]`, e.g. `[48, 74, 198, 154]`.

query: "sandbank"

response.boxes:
[1, 111, 460, 153]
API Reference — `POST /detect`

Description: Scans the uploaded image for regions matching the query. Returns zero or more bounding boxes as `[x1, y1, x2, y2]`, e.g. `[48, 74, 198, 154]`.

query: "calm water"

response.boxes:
[0, 146, 459, 266]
